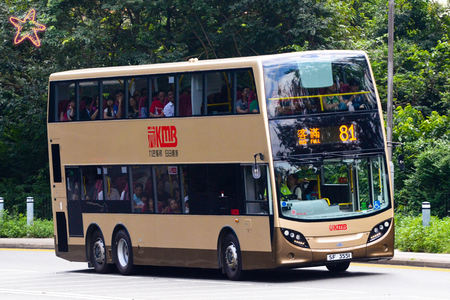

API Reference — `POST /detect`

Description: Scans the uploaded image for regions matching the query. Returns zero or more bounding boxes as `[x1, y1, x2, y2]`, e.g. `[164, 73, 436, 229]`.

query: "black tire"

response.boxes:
[326, 261, 350, 272]
[91, 230, 112, 273]
[113, 229, 136, 275]
[222, 234, 245, 281]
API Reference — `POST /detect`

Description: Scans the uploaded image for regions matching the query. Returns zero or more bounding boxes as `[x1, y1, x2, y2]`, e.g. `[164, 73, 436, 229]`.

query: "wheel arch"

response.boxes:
[217, 226, 239, 271]
[85, 223, 103, 265]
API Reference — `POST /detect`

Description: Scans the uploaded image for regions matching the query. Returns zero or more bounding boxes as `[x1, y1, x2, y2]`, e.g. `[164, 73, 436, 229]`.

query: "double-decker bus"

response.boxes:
[48, 50, 393, 280]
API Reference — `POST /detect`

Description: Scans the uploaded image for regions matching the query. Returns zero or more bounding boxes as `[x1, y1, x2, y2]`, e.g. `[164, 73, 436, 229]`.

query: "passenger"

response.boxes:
[97, 177, 120, 200]
[306, 96, 320, 114]
[163, 90, 175, 117]
[80, 97, 99, 120]
[91, 96, 100, 119]
[103, 95, 122, 119]
[127, 96, 140, 118]
[323, 83, 347, 111]
[184, 196, 189, 213]
[346, 79, 368, 110]
[114, 90, 125, 117]
[156, 179, 170, 212]
[140, 88, 148, 99]
[173, 187, 181, 201]
[236, 87, 250, 113]
[67, 99, 76, 121]
[287, 174, 302, 200]
[141, 193, 154, 213]
[165, 198, 181, 213]
[304, 181, 319, 200]
[133, 183, 144, 212]
[242, 86, 251, 106]
[149, 90, 166, 117]
[133, 91, 141, 103]
[82, 176, 96, 200]
[249, 91, 259, 113]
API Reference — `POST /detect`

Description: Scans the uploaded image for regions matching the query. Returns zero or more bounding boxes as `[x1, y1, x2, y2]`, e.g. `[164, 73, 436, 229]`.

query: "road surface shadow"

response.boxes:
[66, 264, 383, 283]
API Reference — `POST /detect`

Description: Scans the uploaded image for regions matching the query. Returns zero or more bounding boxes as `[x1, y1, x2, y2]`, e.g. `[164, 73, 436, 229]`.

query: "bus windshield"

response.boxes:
[275, 154, 390, 221]
[263, 52, 377, 118]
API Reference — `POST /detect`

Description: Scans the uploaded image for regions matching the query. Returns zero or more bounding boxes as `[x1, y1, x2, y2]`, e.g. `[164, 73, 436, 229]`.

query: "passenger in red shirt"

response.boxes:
[149, 90, 166, 117]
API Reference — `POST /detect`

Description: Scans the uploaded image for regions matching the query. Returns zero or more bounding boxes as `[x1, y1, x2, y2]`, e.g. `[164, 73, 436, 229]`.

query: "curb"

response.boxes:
[1, 239, 450, 269]
[369, 259, 450, 269]
[0, 238, 54, 250]
[367, 250, 450, 269]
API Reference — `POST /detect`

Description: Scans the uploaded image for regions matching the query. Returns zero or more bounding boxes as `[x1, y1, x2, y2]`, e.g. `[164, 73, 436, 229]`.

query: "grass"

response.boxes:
[0, 210, 53, 238]
[395, 214, 450, 253]
[1, 210, 449, 254]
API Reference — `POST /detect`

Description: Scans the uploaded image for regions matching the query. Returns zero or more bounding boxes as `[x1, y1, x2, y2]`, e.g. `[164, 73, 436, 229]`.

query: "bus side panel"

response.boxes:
[81, 214, 273, 270]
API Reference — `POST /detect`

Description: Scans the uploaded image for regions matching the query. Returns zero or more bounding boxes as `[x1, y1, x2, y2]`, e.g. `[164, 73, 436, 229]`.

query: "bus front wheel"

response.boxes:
[222, 234, 245, 281]
[326, 261, 350, 272]
[91, 230, 111, 273]
[113, 230, 136, 275]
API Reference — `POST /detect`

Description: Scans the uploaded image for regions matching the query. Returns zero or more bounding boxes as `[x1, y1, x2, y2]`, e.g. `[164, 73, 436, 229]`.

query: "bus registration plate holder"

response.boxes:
[327, 252, 352, 261]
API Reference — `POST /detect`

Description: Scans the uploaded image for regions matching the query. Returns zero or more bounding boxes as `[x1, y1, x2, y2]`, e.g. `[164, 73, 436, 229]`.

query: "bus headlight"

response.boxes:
[367, 219, 392, 243]
[281, 228, 310, 248]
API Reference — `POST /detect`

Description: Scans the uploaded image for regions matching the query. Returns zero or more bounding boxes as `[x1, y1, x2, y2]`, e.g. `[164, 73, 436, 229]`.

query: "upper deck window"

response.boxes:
[48, 68, 258, 123]
[263, 53, 377, 118]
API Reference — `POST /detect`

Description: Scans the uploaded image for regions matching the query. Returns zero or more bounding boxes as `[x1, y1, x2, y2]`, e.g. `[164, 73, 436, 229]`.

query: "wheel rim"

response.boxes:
[93, 238, 105, 265]
[117, 238, 129, 267]
[225, 242, 238, 271]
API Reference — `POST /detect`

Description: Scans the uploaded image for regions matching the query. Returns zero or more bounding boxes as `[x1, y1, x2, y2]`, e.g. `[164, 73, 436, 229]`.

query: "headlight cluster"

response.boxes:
[281, 228, 310, 248]
[367, 219, 392, 243]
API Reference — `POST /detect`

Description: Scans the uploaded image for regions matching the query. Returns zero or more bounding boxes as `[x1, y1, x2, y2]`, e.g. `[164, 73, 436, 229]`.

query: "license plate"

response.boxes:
[327, 252, 352, 261]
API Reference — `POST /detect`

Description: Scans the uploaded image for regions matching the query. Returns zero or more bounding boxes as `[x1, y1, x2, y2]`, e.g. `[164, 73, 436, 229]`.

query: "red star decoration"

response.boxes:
[9, 9, 46, 47]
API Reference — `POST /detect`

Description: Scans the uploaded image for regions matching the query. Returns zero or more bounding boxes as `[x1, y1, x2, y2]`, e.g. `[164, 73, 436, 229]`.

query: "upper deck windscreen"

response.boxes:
[263, 52, 377, 118]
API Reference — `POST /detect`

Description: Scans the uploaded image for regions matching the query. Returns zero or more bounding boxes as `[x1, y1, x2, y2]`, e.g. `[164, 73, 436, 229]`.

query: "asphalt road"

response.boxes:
[0, 248, 449, 300]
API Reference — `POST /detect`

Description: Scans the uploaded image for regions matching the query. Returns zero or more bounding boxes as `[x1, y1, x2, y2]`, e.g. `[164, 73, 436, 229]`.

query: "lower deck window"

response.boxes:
[65, 163, 271, 216]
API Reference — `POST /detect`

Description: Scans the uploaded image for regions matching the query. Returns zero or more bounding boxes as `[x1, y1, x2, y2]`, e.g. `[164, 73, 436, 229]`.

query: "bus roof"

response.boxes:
[49, 50, 367, 82]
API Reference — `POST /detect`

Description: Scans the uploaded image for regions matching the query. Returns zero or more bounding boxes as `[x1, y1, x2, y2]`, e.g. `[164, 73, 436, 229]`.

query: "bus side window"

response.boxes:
[80, 166, 99, 201]
[206, 164, 240, 215]
[79, 80, 100, 121]
[235, 69, 258, 115]
[153, 166, 182, 213]
[66, 168, 80, 201]
[179, 74, 192, 117]
[183, 165, 208, 214]
[132, 166, 153, 213]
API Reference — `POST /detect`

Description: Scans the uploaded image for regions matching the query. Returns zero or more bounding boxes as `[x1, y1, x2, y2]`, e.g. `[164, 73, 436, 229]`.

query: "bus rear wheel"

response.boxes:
[113, 230, 136, 275]
[326, 261, 350, 272]
[222, 234, 245, 281]
[91, 230, 112, 273]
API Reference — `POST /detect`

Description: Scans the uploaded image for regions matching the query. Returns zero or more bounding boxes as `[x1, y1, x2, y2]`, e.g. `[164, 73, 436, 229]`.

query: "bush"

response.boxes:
[0, 210, 53, 238]
[395, 214, 450, 253]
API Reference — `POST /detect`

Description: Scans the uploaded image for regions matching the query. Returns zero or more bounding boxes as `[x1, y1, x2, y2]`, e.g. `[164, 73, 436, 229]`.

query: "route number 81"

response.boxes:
[339, 124, 357, 141]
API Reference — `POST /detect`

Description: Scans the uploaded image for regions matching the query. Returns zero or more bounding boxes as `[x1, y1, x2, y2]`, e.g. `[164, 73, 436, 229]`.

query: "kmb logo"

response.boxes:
[329, 224, 347, 231]
[148, 126, 178, 148]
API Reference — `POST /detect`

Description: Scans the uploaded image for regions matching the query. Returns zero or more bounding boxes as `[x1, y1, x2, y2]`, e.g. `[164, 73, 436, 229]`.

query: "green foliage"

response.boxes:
[2, 0, 450, 227]
[392, 105, 450, 217]
[395, 214, 450, 253]
[0, 210, 53, 238]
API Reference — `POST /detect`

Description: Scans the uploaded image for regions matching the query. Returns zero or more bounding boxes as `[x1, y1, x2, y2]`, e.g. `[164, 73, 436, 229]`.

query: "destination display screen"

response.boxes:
[297, 124, 358, 146]
[269, 112, 384, 156]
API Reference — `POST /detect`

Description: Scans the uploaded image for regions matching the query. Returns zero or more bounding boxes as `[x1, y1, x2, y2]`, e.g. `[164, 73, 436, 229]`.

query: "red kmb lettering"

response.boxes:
[329, 224, 348, 231]
[148, 126, 178, 148]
